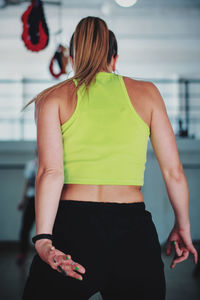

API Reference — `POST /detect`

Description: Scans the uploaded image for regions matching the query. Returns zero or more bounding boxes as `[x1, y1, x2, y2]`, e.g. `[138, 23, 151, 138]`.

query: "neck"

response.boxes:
[99, 64, 113, 73]
[99, 68, 112, 73]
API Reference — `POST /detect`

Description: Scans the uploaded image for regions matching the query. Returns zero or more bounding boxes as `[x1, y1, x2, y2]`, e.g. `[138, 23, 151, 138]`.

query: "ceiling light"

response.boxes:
[115, 0, 138, 8]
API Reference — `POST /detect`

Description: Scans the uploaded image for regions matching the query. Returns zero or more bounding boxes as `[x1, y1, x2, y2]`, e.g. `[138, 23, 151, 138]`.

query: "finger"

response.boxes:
[166, 241, 172, 256]
[170, 256, 184, 268]
[57, 265, 68, 276]
[53, 254, 66, 264]
[171, 254, 188, 268]
[48, 246, 61, 268]
[172, 241, 183, 256]
[61, 260, 86, 274]
[56, 254, 86, 272]
[46, 246, 59, 270]
[170, 251, 189, 268]
[194, 250, 198, 265]
[52, 254, 75, 271]
[48, 256, 60, 270]
[48, 246, 56, 258]
[71, 261, 86, 274]
[49, 245, 55, 251]
[174, 241, 183, 257]
[62, 266, 83, 281]
[51, 255, 66, 270]
[57, 264, 83, 280]
[64, 254, 71, 260]
[56, 256, 73, 268]
[55, 254, 72, 264]
[186, 244, 198, 264]
[191, 247, 198, 264]
[53, 257, 64, 268]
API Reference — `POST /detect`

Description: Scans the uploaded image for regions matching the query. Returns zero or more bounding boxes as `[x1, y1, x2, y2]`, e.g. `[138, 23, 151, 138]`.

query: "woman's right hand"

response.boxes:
[35, 239, 86, 280]
[166, 225, 198, 268]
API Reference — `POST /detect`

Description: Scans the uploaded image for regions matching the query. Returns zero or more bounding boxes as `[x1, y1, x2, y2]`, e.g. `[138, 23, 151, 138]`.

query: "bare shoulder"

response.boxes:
[35, 80, 75, 116]
[123, 76, 159, 97]
[123, 75, 151, 88]
[123, 76, 165, 110]
[38, 79, 74, 102]
[123, 76, 153, 99]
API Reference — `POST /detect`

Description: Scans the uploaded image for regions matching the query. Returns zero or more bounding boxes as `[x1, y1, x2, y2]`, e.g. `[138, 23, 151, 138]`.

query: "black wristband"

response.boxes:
[32, 234, 53, 244]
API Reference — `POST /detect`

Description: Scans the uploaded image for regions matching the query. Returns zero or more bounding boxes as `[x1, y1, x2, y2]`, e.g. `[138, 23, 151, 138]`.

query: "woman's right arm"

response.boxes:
[148, 82, 198, 268]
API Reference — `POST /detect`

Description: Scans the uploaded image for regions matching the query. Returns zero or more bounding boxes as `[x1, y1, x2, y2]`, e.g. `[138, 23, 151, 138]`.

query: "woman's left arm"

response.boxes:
[34, 93, 64, 236]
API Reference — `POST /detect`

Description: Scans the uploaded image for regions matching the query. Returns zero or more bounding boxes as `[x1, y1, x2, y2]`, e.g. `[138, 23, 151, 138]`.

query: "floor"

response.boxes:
[0, 244, 200, 300]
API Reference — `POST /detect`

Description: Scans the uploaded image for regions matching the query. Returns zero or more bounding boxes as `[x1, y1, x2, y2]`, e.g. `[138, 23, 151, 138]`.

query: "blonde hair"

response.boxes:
[21, 16, 109, 112]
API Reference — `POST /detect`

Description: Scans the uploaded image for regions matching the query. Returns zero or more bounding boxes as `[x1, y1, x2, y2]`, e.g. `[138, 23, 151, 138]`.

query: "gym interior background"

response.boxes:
[0, 0, 200, 299]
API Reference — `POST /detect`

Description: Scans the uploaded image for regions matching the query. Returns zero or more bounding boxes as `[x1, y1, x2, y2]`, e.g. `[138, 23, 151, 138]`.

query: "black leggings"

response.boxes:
[23, 200, 166, 300]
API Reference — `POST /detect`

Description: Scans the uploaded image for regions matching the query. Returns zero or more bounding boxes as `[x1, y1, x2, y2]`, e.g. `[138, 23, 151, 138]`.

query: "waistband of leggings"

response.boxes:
[58, 199, 151, 217]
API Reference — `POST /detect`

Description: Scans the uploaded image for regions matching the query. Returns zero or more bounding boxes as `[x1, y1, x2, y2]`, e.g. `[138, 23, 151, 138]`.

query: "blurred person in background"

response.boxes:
[16, 148, 38, 265]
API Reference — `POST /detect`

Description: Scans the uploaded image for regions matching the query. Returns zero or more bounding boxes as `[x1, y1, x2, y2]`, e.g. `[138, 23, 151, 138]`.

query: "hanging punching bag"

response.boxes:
[49, 44, 69, 79]
[21, 0, 49, 52]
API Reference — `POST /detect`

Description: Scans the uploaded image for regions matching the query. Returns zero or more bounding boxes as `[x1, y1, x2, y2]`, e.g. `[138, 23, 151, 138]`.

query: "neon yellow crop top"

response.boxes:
[61, 71, 150, 186]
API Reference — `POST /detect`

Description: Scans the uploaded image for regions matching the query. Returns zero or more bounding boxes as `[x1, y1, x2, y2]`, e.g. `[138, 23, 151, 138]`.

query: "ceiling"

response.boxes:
[1, 0, 200, 12]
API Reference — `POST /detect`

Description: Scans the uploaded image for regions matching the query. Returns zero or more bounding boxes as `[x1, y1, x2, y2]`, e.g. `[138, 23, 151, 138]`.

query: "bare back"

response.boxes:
[57, 76, 153, 203]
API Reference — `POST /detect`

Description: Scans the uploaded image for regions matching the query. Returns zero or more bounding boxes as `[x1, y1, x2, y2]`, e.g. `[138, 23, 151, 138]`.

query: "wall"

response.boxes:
[0, 0, 200, 79]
